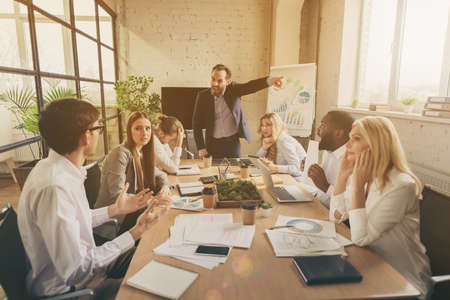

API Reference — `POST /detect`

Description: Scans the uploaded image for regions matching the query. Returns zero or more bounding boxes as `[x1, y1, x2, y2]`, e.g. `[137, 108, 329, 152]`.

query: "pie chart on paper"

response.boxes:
[286, 218, 323, 234]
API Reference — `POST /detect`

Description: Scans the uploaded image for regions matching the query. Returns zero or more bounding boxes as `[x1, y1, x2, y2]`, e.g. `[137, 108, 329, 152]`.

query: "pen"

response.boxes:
[188, 196, 202, 203]
[268, 225, 295, 230]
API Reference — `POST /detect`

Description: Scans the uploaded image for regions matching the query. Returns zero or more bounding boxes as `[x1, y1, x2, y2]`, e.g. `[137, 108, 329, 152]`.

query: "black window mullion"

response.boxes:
[68, 0, 81, 98]
[26, 1, 48, 157]
[95, 1, 108, 154]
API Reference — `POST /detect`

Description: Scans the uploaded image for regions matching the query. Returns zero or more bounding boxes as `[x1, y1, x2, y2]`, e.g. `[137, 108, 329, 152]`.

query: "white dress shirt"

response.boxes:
[256, 131, 306, 179]
[314, 144, 347, 208]
[329, 168, 431, 298]
[154, 135, 182, 174]
[18, 150, 134, 297]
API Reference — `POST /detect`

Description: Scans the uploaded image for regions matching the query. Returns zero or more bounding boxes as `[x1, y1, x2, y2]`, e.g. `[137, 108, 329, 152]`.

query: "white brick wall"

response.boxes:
[117, 0, 272, 154]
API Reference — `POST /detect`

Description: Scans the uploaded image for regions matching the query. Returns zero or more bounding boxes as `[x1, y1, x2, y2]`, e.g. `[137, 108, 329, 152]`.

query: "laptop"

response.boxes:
[254, 158, 311, 203]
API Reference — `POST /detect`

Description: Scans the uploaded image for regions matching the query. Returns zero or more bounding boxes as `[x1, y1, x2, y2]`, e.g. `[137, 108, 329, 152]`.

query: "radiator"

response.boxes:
[410, 162, 450, 195]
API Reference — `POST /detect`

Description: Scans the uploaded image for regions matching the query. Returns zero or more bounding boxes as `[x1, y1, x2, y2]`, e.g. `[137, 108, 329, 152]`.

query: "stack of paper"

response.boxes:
[154, 214, 256, 270]
[177, 181, 204, 196]
[266, 215, 351, 257]
[176, 164, 201, 176]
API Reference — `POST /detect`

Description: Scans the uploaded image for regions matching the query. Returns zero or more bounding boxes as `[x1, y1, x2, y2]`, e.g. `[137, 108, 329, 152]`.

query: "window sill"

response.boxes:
[336, 106, 450, 125]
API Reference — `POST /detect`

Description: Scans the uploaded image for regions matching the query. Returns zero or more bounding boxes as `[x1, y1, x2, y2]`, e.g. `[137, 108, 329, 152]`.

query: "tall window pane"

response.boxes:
[33, 0, 70, 23]
[0, 73, 41, 162]
[74, 0, 97, 38]
[397, 0, 450, 102]
[77, 33, 99, 79]
[101, 46, 115, 82]
[80, 81, 101, 106]
[99, 5, 113, 47]
[34, 12, 74, 75]
[0, 0, 33, 69]
[104, 84, 116, 106]
[357, 0, 398, 104]
[41, 78, 77, 103]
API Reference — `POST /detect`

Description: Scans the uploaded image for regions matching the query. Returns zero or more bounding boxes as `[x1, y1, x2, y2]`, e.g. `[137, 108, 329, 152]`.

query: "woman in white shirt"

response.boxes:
[330, 116, 431, 299]
[256, 112, 306, 179]
[154, 114, 184, 174]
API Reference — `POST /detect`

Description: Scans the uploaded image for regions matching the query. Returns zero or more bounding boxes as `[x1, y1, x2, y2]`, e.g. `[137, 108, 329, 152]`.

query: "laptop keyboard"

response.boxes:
[273, 186, 296, 200]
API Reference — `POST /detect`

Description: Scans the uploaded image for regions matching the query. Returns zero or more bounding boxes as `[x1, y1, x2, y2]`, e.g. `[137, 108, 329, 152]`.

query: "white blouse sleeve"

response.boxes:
[276, 136, 301, 177]
[329, 192, 349, 223]
[154, 140, 181, 174]
[349, 181, 415, 246]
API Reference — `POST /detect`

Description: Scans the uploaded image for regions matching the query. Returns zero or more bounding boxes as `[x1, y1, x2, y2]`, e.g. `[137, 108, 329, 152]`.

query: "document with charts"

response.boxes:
[275, 215, 336, 238]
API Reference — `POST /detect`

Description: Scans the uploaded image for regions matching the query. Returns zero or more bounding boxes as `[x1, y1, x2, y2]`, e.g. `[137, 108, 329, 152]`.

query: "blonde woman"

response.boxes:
[96, 112, 172, 233]
[256, 112, 306, 179]
[154, 114, 184, 174]
[330, 116, 431, 298]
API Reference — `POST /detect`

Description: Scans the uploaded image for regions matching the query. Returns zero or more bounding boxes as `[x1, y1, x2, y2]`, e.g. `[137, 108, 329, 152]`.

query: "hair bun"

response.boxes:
[158, 114, 168, 122]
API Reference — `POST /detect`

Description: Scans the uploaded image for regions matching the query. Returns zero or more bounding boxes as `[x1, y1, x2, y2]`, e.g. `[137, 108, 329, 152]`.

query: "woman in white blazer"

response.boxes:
[256, 112, 306, 180]
[330, 116, 431, 299]
[154, 114, 184, 174]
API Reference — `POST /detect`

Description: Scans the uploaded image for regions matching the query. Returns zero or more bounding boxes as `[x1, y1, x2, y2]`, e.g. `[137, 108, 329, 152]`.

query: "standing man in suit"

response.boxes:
[192, 64, 283, 159]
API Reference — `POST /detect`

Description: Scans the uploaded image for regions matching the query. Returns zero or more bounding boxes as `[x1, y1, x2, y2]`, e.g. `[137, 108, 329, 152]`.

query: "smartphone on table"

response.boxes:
[195, 245, 230, 257]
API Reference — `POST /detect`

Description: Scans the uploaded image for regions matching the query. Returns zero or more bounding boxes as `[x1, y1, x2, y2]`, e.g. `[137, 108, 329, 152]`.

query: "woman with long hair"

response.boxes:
[154, 114, 184, 174]
[330, 116, 431, 298]
[96, 112, 172, 233]
[256, 112, 306, 179]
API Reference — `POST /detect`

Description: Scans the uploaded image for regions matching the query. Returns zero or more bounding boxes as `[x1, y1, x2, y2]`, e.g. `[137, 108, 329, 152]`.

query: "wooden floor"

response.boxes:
[0, 179, 21, 299]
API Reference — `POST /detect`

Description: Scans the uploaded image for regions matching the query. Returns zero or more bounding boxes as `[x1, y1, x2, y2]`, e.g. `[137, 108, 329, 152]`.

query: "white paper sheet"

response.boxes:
[265, 229, 344, 257]
[185, 223, 256, 248]
[176, 164, 201, 175]
[301, 140, 319, 183]
[154, 240, 229, 264]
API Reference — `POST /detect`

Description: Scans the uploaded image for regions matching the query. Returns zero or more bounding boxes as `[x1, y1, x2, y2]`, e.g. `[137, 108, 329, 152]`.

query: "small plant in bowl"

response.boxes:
[399, 97, 417, 113]
[351, 98, 359, 108]
[260, 201, 272, 217]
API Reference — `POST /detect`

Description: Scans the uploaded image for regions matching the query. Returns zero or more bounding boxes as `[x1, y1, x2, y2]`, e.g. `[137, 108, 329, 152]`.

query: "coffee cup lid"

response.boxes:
[241, 201, 257, 210]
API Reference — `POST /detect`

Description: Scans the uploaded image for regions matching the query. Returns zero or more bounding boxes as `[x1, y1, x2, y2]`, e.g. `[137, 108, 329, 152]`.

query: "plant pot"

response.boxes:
[13, 159, 39, 190]
[260, 207, 272, 218]
[402, 105, 414, 114]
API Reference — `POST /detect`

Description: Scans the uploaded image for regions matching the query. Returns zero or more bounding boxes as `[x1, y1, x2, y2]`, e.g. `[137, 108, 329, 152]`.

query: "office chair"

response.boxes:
[0, 204, 94, 300]
[83, 157, 119, 244]
[421, 185, 450, 300]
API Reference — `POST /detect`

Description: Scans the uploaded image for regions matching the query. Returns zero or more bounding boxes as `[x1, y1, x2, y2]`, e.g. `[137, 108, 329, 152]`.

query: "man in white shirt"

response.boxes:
[18, 99, 170, 299]
[304, 111, 354, 208]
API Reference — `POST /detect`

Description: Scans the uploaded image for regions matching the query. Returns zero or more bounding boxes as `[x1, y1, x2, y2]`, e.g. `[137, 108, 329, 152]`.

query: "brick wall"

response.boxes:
[117, 0, 272, 155]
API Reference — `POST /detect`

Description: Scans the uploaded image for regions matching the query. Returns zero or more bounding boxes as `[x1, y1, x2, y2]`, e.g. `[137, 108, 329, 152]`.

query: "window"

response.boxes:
[0, 0, 120, 165]
[356, 0, 450, 109]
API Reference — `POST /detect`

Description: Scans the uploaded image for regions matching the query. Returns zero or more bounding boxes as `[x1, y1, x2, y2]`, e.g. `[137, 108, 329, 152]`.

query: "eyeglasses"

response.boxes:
[89, 124, 105, 134]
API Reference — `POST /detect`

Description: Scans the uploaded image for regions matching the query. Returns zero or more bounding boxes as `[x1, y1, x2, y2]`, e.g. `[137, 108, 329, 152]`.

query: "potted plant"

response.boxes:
[0, 83, 82, 189]
[260, 201, 272, 217]
[351, 98, 359, 108]
[399, 97, 417, 113]
[114, 75, 161, 124]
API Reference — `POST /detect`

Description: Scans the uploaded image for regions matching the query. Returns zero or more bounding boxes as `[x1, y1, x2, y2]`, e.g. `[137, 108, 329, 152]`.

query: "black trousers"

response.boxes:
[207, 134, 240, 158]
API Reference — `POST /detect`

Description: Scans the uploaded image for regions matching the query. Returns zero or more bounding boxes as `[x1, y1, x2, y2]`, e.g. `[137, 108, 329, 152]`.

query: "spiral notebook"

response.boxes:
[127, 260, 198, 299]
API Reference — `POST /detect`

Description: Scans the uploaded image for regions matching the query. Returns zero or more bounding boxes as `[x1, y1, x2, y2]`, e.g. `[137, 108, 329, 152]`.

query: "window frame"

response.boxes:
[354, 0, 450, 110]
[0, 0, 122, 158]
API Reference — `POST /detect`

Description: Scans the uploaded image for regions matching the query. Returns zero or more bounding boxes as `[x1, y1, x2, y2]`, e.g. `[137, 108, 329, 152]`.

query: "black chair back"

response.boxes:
[0, 204, 32, 300]
[84, 160, 102, 209]
[421, 185, 450, 299]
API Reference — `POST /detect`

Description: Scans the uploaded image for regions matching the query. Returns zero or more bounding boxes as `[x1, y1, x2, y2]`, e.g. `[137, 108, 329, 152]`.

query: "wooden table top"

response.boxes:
[116, 160, 419, 300]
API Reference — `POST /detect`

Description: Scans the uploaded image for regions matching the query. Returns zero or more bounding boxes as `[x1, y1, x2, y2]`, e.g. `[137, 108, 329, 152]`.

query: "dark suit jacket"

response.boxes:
[192, 77, 269, 151]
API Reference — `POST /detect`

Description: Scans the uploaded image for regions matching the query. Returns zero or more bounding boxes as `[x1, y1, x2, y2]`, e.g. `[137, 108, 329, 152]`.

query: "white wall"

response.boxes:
[117, 0, 272, 154]
[315, 0, 450, 188]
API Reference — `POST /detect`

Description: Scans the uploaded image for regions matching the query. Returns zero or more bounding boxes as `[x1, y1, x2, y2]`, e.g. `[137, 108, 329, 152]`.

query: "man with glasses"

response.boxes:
[18, 98, 169, 299]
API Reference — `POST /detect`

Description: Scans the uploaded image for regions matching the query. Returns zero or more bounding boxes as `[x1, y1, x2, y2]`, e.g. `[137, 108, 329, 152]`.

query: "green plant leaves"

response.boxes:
[114, 75, 161, 123]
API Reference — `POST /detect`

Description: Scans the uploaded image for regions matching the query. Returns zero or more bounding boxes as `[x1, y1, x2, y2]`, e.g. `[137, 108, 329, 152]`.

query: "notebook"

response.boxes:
[127, 260, 198, 299]
[293, 255, 362, 285]
[177, 181, 204, 196]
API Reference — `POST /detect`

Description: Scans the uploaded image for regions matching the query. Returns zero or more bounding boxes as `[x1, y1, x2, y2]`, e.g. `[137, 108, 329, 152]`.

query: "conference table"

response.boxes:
[116, 160, 420, 300]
